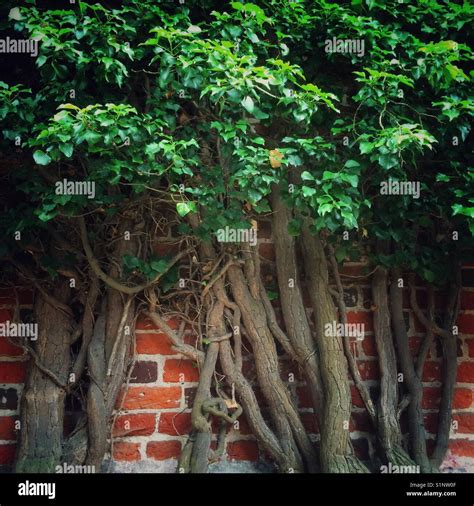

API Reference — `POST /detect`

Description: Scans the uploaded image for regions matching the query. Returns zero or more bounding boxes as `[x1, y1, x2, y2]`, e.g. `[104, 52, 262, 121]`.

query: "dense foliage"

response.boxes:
[0, 0, 472, 474]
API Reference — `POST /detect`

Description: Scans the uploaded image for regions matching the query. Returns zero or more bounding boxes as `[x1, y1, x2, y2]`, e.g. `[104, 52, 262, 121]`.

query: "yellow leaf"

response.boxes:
[269, 149, 283, 168]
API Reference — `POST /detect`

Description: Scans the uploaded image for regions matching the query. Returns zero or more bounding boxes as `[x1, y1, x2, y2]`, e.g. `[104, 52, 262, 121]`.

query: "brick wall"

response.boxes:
[1, 260, 474, 473]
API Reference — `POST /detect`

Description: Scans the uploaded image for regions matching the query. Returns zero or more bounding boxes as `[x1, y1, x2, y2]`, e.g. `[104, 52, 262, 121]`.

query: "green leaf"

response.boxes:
[33, 150, 52, 165]
[359, 142, 374, 154]
[344, 160, 360, 169]
[241, 96, 255, 114]
[59, 143, 73, 158]
[301, 171, 314, 181]
[302, 186, 316, 197]
[176, 201, 196, 217]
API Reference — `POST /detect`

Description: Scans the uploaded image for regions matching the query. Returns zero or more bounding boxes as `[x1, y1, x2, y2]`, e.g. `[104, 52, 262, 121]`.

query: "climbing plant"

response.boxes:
[0, 0, 472, 473]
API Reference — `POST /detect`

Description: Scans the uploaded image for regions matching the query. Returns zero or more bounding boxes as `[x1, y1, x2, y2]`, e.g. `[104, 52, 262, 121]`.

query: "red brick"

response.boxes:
[347, 311, 373, 332]
[408, 336, 422, 356]
[146, 440, 181, 460]
[0, 416, 16, 440]
[297, 386, 313, 409]
[232, 413, 252, 435]
[0, 337, 24, 357]
[122, 386, 181, 410]
[457, 362, 474, 383]
[350, 412, 372, 432]
[422, 387, 440, 409]
[423, 413, 438, 434]
[227, 440, 259, 461]
[457, 314, 474, 334]
[357, 360, 379, 381]
[0, 309, 12, 323]
[135, 316, 180, 332]
[163, 359, 199, 383]
[0, 444, 16, 465]
[112, 414, 156, 437]
[422, 361, 442, 382]
[424, 387, 474, 410]
[300, 412, 319, 433]
[159, 412, 192, 436]
[361, 335, 377, 357]
[453, 388, 473, 409]
[130, 361, 158, 383]
[351, 385, 365, 409]
[461, 291, 474, 310]
[112, 442, 140, 461]
[466, 339, 474, 358]
[448, 439, 474, 458]
[135, 332, 176, 355]
[453, 413, 474, 434]
[0, 361, 28, 383]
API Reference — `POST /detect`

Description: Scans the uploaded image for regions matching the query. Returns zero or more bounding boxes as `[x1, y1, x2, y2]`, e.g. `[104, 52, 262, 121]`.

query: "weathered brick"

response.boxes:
[422, 387, 440, 410]
[449, 439, 474, 458]
[350, 385, 365, 409]
[457, 362, 474, 383]
[300, 412, 319, 434]
[361, 336, 377, 357]
[297, 386, 313, 409]
[159, 412, 192, 436]
[130, 361, 158, 383]
[422, 387, 473, 410]
[460, 291, 474, 310]
[466, 339, 474, 358]
[423, 413, 438, 434]
[146, 440, 181, 460]
[135, 316, 179, 332]
[227, 440, 259, 461]
[163, 359, 199, 383]
[0, 416, 16, 440]
[0, 444, 16, 465]
[113, 414, 156, 437]
[408, 336, 422, 356]
[112, 442, 141, 461]
[0, 361, 28, 383]
[0, 309, 12, 322]
[347, 311, 373, 332]
[122, 386, 181, 410]
[453, 388, 473, 409]
[453, 414, 474, 434]
[350, 412, 372, 432]
[0, 337, 24, 357]
[135, 332, 176, 355]
[422, 361, 442, 382]
[457, 314, 474, 334]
